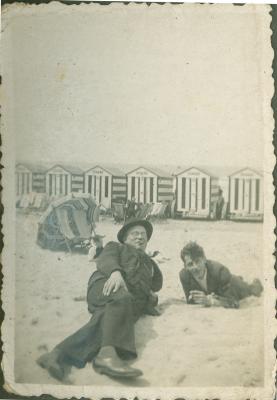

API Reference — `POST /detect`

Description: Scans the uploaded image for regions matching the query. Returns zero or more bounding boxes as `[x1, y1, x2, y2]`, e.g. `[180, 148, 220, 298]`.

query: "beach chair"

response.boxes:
[157, 203, 167, 219]
[32, 193, 49, 210]
[145, 203, 154, 219]
[136, 204, 149, 219]
[150, 202, 161, 217]
[19, 194, 31, 208]
[112, 203, 125, 223]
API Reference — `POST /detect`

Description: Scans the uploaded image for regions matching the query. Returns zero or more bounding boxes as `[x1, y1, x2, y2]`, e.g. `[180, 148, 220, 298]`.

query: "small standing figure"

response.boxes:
[179, 241, 263, 308]
[125, 196, 137, 220]
[215, 188, 225, 220]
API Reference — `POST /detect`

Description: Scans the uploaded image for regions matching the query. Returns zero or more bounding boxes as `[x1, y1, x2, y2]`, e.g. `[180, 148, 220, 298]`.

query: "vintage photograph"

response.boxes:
[1, 2, 275, 399]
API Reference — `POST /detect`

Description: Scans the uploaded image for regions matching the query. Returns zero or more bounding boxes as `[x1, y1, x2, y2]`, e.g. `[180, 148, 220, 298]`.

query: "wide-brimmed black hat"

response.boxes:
[117, 218, 153, 244]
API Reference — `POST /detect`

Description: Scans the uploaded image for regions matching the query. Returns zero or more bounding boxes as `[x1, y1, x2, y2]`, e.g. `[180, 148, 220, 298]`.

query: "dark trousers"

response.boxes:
[55, 278, 141, 368]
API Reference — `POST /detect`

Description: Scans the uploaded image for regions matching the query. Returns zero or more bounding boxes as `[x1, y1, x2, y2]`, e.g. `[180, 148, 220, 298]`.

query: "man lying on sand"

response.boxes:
[37, 218, 163, 381]
[179, 242, 263, 308]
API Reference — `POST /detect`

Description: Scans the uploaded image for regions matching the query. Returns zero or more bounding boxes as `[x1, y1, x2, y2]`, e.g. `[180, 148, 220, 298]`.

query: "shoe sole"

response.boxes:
[93, 364, 142, 379]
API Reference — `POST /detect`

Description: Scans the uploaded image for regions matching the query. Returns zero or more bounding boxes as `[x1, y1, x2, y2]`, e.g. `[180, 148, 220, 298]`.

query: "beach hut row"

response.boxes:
[15, 163, 263, 221]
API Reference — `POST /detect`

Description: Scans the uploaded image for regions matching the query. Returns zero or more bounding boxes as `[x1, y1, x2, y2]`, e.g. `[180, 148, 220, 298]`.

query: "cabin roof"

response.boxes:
[16, 162, 48, 173]
[84, 164, 127, 176]
[173, 165, 262, 178]
[46, 164, 84, 175]
[126, 165, 173, 178]
[228, 167, 263, 177]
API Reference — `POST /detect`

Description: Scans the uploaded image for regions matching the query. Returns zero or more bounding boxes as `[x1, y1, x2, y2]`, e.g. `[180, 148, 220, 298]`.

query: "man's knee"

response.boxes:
[112, 288, 133, 304]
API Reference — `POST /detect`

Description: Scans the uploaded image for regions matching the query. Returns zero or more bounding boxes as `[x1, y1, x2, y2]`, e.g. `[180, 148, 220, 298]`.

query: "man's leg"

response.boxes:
[37, 278, 142, 380]
[37, 279, 106, 381]
[230, 275, 263, 300]
[90, 285, 143, 378]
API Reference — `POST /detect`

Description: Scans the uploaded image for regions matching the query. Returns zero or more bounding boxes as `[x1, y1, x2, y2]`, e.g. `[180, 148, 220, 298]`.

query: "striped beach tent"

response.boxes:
[37, 193, 99, 251]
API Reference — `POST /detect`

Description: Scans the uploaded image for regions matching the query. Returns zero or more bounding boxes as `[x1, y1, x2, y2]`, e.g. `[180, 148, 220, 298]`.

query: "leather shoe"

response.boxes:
[93, 355, 143, 379]
[37, 350, 65, 381]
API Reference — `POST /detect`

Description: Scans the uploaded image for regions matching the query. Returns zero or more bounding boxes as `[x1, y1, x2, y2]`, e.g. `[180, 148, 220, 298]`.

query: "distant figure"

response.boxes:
[136, 202, 143, 217]
[125, 196, 137, 220]
[215, 188, 225, 220]
[162, 200, 170, 218]
[179, 242, 263, 309]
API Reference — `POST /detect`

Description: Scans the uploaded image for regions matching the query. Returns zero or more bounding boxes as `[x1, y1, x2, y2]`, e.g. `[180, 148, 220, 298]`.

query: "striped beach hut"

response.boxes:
[229, 168, 263, 221]
[84, 165, 127, 208]
[45, 164, 84, 196]
[175, 166, 221, 219]
[126, 166, 174, 204]
[16, 163, 46, 195]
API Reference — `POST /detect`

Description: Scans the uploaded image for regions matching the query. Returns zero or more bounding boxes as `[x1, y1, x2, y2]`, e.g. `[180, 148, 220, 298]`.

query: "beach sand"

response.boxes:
[14, 211, 264, 387]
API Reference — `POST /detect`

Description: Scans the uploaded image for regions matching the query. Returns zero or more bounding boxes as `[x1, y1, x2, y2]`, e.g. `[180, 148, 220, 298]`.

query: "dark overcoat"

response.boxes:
[56, 241, 163, 368]
[89, 241, 163, 314]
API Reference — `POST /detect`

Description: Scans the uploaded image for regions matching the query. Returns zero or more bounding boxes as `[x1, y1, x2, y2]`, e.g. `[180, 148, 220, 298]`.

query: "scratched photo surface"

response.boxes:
[1, 2, 275, 399]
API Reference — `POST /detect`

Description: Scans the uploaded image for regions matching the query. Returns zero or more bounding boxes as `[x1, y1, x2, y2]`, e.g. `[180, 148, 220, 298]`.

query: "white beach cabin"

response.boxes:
[45, 165, 84, 196]
[175, 167, 220, 218]
[229, 168, 263, 221]
[84, 165, 127, 208]
[16, 163, 46, 195]
[126, 166, 174, 203]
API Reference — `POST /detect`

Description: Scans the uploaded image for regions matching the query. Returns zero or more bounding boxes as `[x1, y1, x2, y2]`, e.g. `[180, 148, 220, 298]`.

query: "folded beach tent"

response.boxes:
[37, 193, 99, 251]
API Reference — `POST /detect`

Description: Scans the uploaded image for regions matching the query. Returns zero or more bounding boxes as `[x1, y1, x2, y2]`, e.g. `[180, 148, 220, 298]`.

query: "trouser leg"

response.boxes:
[101, 290, 136, 352]
[229, 275, 252, 300]
[55, 278, 138, 367]
[55, 310, 104, 368]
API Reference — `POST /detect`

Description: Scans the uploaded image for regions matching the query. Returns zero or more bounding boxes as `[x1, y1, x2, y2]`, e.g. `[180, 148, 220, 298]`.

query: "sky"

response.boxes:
[3, 3, 270, 168]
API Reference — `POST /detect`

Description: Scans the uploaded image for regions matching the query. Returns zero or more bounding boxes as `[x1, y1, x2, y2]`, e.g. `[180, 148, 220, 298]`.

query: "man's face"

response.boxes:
[184, 255, 206, 278]
[124, 225, 148, 251]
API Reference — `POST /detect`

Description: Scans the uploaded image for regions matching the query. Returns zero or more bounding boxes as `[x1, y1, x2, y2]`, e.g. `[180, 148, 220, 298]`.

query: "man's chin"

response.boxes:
[135, 243, 146, 250]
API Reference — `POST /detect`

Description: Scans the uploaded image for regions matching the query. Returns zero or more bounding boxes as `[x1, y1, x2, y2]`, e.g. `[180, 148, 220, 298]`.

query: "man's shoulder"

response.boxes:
[97, 241, 121, 259]
[102, 241, 136, 255]
[206, 259, 231, 276]
[104, 241, 121, 248]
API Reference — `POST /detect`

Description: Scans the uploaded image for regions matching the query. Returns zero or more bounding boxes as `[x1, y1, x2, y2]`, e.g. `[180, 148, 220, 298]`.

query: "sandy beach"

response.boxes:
[14, 211, 264, 387]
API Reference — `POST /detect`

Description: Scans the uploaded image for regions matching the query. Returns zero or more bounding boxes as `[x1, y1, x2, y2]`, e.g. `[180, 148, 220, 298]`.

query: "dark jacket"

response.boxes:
[179, 260, 239, 308]
[88, 241, 163, 309]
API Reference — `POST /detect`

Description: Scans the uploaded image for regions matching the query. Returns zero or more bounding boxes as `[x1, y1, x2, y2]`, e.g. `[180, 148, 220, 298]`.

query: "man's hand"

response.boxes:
[103, 271, 127, 296]
[189, 290, 211, 306]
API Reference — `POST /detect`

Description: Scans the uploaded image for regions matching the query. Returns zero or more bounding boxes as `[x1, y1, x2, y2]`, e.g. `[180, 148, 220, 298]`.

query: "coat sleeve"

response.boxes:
[151, 260, 163, 292]
[179, 268, 192, 303]
[215, 265, 239, 309]
[96, 241, 123, 278]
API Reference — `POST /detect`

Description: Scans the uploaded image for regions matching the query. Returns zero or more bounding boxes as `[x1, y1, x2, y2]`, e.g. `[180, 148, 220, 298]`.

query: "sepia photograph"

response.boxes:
[1, 2, 275, 399]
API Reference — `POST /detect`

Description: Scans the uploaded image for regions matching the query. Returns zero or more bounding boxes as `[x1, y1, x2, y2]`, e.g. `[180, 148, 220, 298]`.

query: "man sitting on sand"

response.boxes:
[37, 219, 163, 381]
[179, 242, 263, 308]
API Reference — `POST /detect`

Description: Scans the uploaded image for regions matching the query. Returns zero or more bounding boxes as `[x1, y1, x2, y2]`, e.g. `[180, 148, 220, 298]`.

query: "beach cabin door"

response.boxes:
[127, 168, 157, 203]
[46, 167, 70, 196]
[177, 168, 210, 217]
[16, 165, 32, 195]
[85, 167, 112, 208]
[230, 169, 263, 216]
